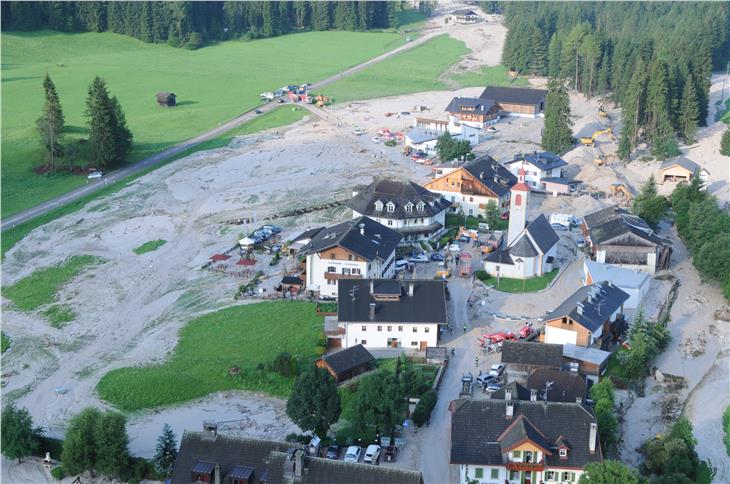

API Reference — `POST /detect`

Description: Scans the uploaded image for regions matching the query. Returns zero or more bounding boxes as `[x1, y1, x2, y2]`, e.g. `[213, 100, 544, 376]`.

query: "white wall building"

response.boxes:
[582, 260, 650, 311]
[503, 151, 568, 190]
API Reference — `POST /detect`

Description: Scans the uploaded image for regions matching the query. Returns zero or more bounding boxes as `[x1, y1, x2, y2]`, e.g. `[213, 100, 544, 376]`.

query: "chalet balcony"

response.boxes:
[323, 272, 363, 281]
[505, 461, 545, 472]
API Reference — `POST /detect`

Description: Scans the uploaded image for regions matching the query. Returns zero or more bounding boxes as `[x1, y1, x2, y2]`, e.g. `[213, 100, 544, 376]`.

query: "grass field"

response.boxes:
[96, 301, 323, 411]
[1, 332, 10, 353]
[1, 106, 309, 258]
[451, 64, 529, 88]
[2, 255, 104, 312]
[133, 239, 167, 255]
[476, 268, 559, 293]
[1, 29, 405, 218]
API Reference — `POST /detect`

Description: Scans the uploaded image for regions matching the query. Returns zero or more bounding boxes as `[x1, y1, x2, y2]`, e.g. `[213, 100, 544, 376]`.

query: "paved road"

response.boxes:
[1, 29, 445, 232]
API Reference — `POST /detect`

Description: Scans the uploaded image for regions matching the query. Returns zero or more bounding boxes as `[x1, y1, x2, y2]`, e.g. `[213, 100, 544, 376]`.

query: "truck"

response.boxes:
[260, 92, 274, 101]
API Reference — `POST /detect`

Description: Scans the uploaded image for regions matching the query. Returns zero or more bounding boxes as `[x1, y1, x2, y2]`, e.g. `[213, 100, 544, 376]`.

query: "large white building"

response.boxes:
[334, 278, 447, 350]
[582, 260, 650, 311]
[301, 217, 402, 299]
[346, 179, 451, 245]
[503, 151, 568, 190]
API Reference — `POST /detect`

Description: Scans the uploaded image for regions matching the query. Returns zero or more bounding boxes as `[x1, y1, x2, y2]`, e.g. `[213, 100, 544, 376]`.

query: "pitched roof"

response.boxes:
[583, 206, 669, 247]
[484, 249, 515, 265]
[290, 227, 325, 243]
[583, 260, 650, 290]
[660, 155, 700, 173]
[497, 415, 553, 454]
[453, 8, 478, 16]
[501, 341, 564, 367]
[479, 86, 547, 106]
[450, 399, 602, 468]
[295, 453, 423, 484]
[461, 154, 518, 198]
[445, 96, 498, 116]
[345, 179, 451, 220]
[490, 381, 532, 401]
[544, 281, 630, 332]
[509, 235, 538, 257]
[337, 279, 447, 324]
[562, 343, 611, 367]
[525, 214, 560, 253]
[300, 216, 402, 262]
[405, 127, 441, 144]
[321, 344, 375, 376]
[527, 368, 588, 403]
[506, 151, 568, 172]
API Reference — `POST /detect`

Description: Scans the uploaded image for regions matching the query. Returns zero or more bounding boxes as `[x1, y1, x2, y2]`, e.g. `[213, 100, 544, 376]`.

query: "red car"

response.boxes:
[519, 324, 534, 339]
[501, 212, 510, 220]
[481, 330, 516, 345]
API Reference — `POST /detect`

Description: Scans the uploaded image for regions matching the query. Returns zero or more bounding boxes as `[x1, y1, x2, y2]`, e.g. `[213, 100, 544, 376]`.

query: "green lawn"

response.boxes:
[2, 255, 104, 311]
[450, 64, 529, 88]
[96, 301, 323, 411]
[1, 332, 10, 353]
[133, 239, 167, 255]
[717, 98, 730, 124]
[1, 29, 405, 218]
[1, 106, 309, 259]
[42, 304, 75, 328]
[476, 268, 559, 293]
[605, 348, 633, 381]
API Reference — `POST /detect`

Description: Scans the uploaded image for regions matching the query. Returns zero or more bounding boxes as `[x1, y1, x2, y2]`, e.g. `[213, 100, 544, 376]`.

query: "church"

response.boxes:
[483, 168, 560, 280]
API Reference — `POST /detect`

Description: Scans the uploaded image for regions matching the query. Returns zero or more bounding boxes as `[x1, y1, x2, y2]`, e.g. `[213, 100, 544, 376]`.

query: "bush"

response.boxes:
[412, 390, 437, 427]
[271, 352, 298, 377]
[50, 466, 65, 480]
[720, 129, 730, 156]
[475, 270, 491, 283]
[724, 406, 730, 456]
[185, 32, 204, 50]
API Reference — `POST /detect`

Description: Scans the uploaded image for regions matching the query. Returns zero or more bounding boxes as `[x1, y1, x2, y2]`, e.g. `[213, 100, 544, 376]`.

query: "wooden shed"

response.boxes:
[156, 92, 176, 107]
[316, 344, 375, 383]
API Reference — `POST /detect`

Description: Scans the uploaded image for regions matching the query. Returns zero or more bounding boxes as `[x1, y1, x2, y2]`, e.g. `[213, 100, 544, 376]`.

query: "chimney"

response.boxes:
[505, 390, 512, 401]
[202, 421, 218, 440]
[294, 449, 305, 478]
[214, 463, 221, 484]
[576, 302, 584, 315]
[370, 280, 374, 293]
[480, 171, 484, 180]
[359, 223, 365, 236]
[369, 303, 376, 320]
[530, 389, 537, 402]
[408, 282, 414, 297]
[589, 422, 598, 454]
[576, 396, 583, 404]
[506, 402, 514, 419]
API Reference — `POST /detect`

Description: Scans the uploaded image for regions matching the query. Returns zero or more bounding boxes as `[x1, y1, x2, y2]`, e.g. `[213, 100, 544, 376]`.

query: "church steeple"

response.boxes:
[507, 168, 530, 245]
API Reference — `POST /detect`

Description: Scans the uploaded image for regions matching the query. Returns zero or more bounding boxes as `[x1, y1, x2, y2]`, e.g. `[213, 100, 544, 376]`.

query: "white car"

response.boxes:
[395, 259, 409, 271]
[344, 446, 362, 463]
[371, 137, 380, 144]
[486, 126, 497, 133]
[488, 363, 506, 378]
[409, 254, 429, 263]
[87, 171, 103, 180]
[448, 243, 460, 252]
[363, 444, 381, 464]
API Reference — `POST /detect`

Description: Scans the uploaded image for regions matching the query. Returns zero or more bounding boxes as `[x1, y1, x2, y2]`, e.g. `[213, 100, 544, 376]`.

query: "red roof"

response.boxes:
[237, 258, 256, 266]
[210, 254, 231, 261]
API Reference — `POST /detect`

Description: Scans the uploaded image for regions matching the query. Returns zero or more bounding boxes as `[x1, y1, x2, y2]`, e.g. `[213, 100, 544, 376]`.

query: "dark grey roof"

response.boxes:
[506, 151, 568, 172]
[406, 127, 442, 144]
[337, 279, 447, 324]
[295, 453, 424, 484]
[453, 8, 478, 16]
[527, 368, 588, 403]
[321, 344, 375, 376]
[445, 96, 498, 116]
[509, 235, 538, 257]
[479, 86, 547, 106]
[462, 154, 518, 198]
[490, 381, 532, 401]
[544, 281, 630, 332]
[660, 155, 700, 173]
[345, 179, 450, 220]
[525, 214, 560, 253]
[498, 415, 552, 454]
[292, 227, 325, 243]
[300, 216, 402, 262]
[282, 275, 303, 285]
[583, 206, 669, 247]
[171, 432, 290, 484]
[501, 341, 564, 367]
[450, 399, 602, 468]
[484, 249, 515, 265]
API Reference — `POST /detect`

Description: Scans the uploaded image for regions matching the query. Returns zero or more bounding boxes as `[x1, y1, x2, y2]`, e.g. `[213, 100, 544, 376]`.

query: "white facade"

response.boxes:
[433, 190, 505, 217]
[583, 261, 650, 310]
[484, 243, 557, 280]
[340, 321, 439, 349]
[506, 160, 563, 190]
[544, 325, 579, 346]
[507, 177, 528, 246]
[306, 251, 395, 299]
[460, 464, 582, 484]
[351, 208, 447, 244]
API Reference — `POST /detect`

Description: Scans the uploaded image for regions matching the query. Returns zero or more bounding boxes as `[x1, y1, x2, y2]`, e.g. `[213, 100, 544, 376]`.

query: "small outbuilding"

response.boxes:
[426, 346, 449, 365]
[658, 155, 709, 184]
[156, 92, 176, 107]
[316, 344, 375, 383]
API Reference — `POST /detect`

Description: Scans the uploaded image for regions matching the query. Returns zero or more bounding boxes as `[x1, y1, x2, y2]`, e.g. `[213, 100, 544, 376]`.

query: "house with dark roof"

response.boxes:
[316, 344, 374, 383]
[582, 206, 672, 273]
[479, 86, 547, 118]
[562, 343, 611, 382]
[504, 151, 568, 190]
[450, 397, 602, 484]
[658, 155, 709, 185]
[445, 96, 500, 128]
[301, 216, 402, 298]
[336, 278, 447, 350]
[583, 260, 650, 310]
[527, 368, 588, 404]
[404, 127, 441, 155]
[544, 281, 629, 349]
[172, 431, 424, 484]
[452, 8, 479, 24]
[501, 341, 564, 384]
[424, 155, 517, 217]
[346, 179, 451, 245]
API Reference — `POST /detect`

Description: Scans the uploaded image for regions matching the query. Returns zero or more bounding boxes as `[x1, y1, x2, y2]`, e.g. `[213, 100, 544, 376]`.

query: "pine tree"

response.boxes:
[85, 77, 132, 170]
[261, 1, 276, 37]
[618, 67, 647, 160]
[36, 74, 65, 168]
[286, 366, 341, 437]
[62, 408, 101, 475]
[645, 62, 671, 140]
[596, 49, 611, 94]
[632, 176, 667, 228]
[678, 74, 700, 143]
[140, 1, 153, 42]
[387, 1, 399, 29]
[110, 95, 133, 157]
[547, 34, 562, 78]
[312, 1, 330, 30]
[528, 28, 548, 76]
[154, 424, 178, 477]
[542, 78, 574, 154]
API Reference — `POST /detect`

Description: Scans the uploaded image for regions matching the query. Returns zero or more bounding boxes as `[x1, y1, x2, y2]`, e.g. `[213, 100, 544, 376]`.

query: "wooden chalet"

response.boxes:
[316, 344, 375, 383]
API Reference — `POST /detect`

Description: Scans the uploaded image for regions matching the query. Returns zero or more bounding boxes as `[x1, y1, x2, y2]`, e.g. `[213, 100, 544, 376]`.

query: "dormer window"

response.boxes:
[405, 202, 414, 213]
[375, 200, 383, 211]
[559, 447, 568, 458]
[191, 461, 215, 483]
[417, 202, 425, 211]
[386, 202, 395, 213]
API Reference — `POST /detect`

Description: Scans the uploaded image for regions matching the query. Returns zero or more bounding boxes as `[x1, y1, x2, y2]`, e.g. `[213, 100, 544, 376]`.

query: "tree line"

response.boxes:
[2, 1, 409, 49]
[498, 1, 730, 159]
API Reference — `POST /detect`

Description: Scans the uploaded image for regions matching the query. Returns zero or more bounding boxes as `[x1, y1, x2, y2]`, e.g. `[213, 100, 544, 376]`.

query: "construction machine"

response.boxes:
[610, 183, 633, 202]
[598, 106, 608, 117]
[315, 94, 331, 107]
[593, 153, 617, 167]
[580, 127, 616, 147]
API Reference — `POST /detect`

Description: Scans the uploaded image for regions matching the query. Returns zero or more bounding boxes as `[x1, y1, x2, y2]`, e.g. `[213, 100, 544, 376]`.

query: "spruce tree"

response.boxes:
[286, 366, 341, 438]
[62, 408, 101, 475]
[596, 50, 611, 94]
[721, 129, 730, 157]
[528, 28, 548, 76]
[678, 74, 700, 143]
[632, 175, 667, 228]
[94, 411, 129, 478]
[547, 34, 562, 78]
[312, 1, 330, 30]
[36, 74, 65, 168]
[154, 424, 178, 477]
[387, 1, 399, 29]
[618, 68, 647, 160]
[542, 77, 574, 154]
[85, 77, 132, 170]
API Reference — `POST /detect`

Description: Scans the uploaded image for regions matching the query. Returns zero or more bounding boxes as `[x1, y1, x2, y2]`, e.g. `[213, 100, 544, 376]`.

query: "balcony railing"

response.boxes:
[505, 461, 545, 472]
[323, 272, 363, 281]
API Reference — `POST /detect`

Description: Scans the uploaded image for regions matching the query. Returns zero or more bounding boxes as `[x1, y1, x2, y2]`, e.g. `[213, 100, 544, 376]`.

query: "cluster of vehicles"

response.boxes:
[549, 213, 587, 247]
[249, 224, 282, 245]
[478, 324, 536, 353]
[476, 363, 506, 393]
[326, 444, 385, 465]
[260, 83, 311, 101]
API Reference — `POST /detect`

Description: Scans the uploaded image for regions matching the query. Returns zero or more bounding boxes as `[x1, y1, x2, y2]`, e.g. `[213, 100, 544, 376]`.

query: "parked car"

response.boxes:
[87, 170, 103, 180]
[262, 225, 282, 233]
[371, 137, 380, 144]
[448, 243, 461, 252]
[519, 324, 534, 339]
[485, 383, 503, 393]
[254, 109, 263, 114]
[395, 259, 409, 271]
[344, 446, 362, 463]
[364, 444, 381, 464]
[476, 371, 496, 386]
[409, 254, 429, 263]
[576, 237, 586, 248]
[551, 223, 568, 231]
[430, 253, 445, 262]
[325, 445, 340, 460]
[489, 363, 506, 377]
[486, 126, 497, 133]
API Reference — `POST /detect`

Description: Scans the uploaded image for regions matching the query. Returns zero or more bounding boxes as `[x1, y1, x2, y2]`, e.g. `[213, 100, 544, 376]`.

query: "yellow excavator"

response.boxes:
[580, 127, 616, 147]
[594, 153, 617, 167]
[610, 183, 633, 202]
[598, 106, 608, 118]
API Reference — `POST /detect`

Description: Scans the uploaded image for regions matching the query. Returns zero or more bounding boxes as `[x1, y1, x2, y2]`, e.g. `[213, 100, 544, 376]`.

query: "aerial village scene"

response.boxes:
[1, 1, 729, 483]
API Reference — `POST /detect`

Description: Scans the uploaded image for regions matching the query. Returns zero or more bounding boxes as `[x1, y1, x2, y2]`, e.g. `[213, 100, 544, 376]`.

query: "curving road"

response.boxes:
[1, 29, 449, 232]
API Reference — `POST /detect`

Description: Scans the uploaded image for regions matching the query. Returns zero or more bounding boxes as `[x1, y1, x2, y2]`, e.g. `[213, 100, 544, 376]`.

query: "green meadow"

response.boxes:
[1, 29, 405, 217]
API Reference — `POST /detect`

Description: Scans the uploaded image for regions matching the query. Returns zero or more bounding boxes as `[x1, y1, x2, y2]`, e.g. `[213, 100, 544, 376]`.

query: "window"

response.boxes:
[562, 472, 574, 482]
[330, 253, 336, 259]
[410, 341, 418, 346]
[377, 326, 382, 332]
[361, 339, 367, 345]
[361, 325, 367, 331]
[545, 471, 556, 481]
[387, 219, 393, 226]
[348, 254, 353, 261]
[405, 202, 414, 213]
[375, 201, 383, 211]
[352, 268, 361, 275]
[490, 469, 499, 479]
[425, 327, 430, 333]
[512, 451, 521, 458]
[412, 327, 417, 333]
[327, 266, 336, 273]
[417, 202, 425, 211]
[559, 448, 567, 457]
[524, 450, 533, 463]
[386, 202, 395, 213]
[387, 325, 392, 331]
[398, 326, 403, 332]
[342, 268, 350, 275]
[474, 468, 484, 478]
[509, 470, 519, 480]
[327, 279, 336, 285]
[192, 472, 211, 483]
[469, 197, 474, 202]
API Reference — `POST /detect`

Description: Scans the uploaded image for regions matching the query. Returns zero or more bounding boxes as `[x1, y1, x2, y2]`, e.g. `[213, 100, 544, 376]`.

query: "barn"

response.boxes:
[315, 344, 375, 383]
[479, 86, 547, 118]
[156, 92, 176, 107]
